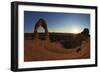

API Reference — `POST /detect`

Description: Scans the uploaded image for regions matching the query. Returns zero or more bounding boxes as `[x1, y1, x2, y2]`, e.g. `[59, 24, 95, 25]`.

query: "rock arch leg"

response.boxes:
[33, 25, 39, 39]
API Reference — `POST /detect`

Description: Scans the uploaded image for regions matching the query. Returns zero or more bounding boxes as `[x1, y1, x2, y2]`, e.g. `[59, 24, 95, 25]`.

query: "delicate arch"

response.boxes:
[33, 18, 49, 40]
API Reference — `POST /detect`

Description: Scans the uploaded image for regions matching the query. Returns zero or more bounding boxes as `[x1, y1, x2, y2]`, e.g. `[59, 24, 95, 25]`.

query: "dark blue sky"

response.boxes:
[24, 11, 90, 33]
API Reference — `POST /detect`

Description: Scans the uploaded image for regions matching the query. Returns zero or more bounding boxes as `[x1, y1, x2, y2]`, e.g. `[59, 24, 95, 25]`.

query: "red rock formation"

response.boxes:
[33, 18, 49, 41]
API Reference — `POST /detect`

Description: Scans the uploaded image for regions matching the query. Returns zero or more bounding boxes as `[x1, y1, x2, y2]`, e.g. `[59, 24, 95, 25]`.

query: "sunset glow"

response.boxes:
[72, 28, 81, 34]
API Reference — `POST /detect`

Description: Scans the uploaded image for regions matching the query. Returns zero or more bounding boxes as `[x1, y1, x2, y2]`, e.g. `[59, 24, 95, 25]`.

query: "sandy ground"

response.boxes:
[24, 38, 90, 61]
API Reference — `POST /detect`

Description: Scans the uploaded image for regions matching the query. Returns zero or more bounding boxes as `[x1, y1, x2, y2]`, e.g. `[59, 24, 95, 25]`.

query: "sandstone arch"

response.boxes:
[33, 18, 49, 41]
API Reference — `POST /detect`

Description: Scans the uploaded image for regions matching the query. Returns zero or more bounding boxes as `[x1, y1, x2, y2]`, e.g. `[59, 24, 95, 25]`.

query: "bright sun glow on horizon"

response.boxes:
[72, 28, 81, 34]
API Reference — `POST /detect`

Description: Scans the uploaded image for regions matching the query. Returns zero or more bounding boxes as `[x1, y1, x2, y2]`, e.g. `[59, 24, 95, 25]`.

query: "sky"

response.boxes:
[24, 11, 90, 33]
